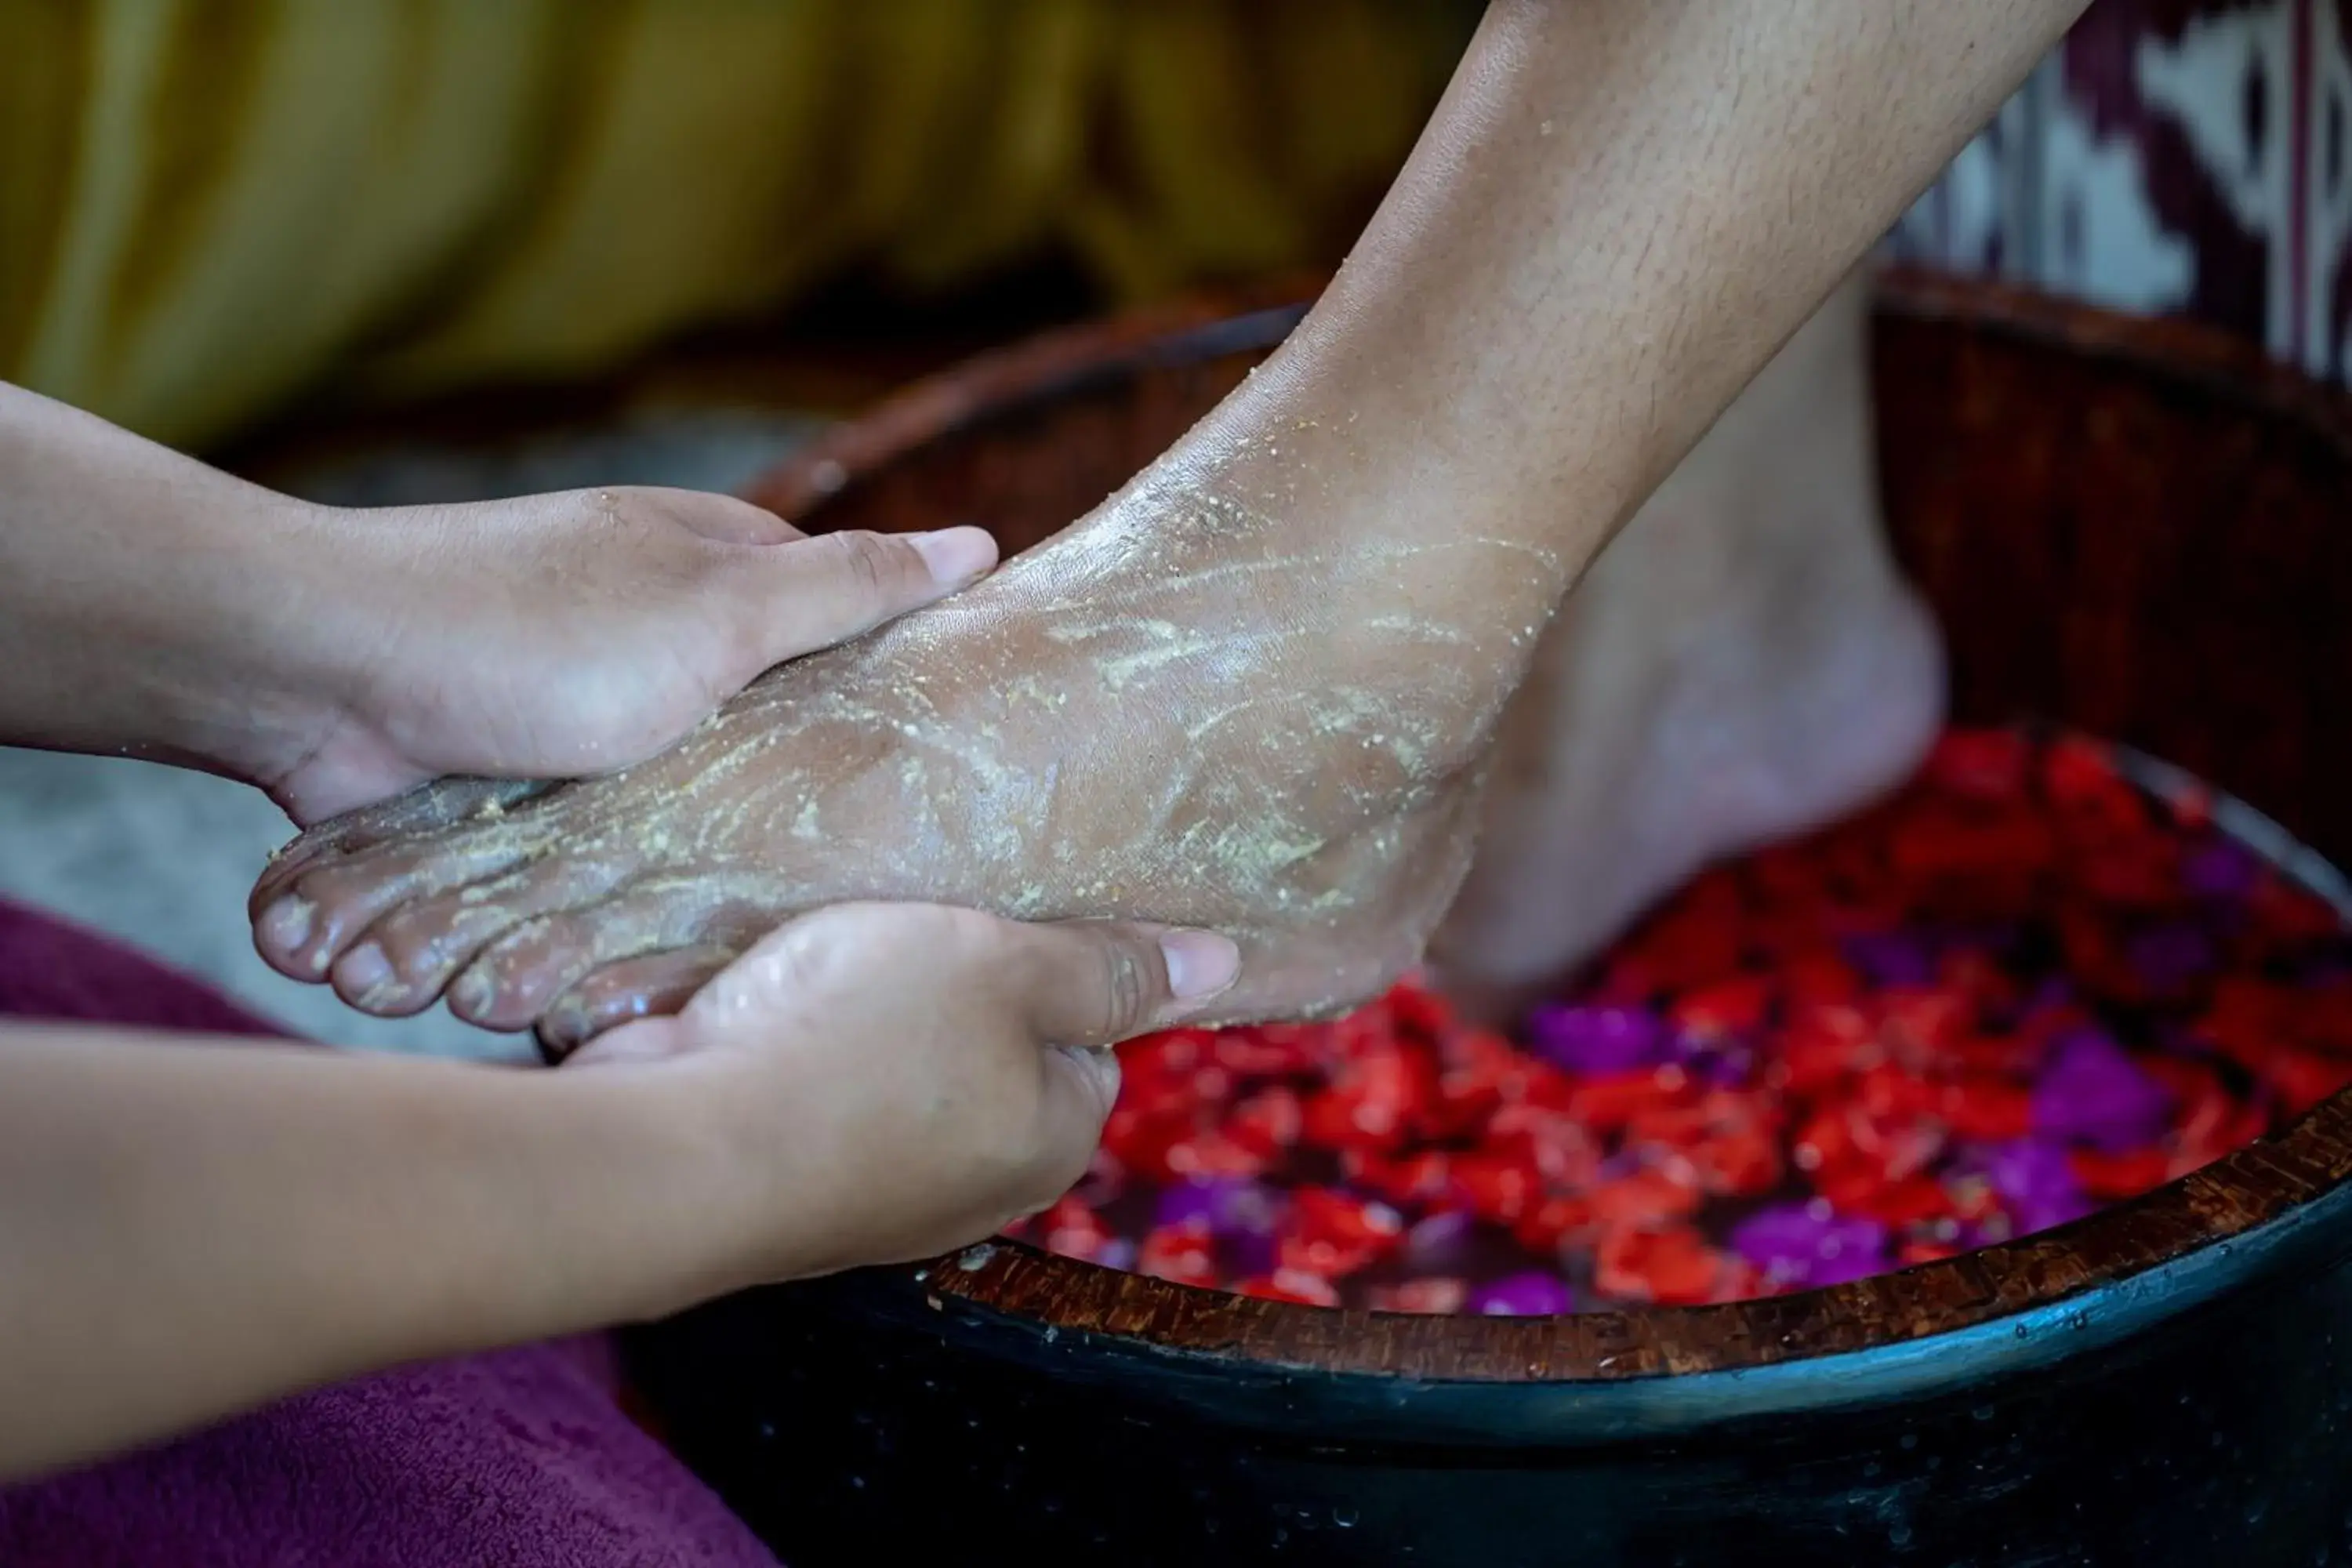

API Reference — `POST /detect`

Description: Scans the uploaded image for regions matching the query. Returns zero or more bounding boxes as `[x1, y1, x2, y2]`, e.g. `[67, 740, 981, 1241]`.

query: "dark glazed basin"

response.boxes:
[629, 272, 2352, 1566]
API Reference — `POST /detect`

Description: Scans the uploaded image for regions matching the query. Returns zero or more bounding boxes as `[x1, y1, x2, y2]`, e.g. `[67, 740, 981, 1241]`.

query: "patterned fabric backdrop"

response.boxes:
[1898, 0, 2352, 381]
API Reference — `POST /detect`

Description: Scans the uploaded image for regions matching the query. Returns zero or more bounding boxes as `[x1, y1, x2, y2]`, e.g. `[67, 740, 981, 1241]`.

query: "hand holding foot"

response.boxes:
[259, 488, 996, 826]
[579, 906, 1241, 1276]
[0, 903, 1236, 1478]
[0, 379, 995, 825]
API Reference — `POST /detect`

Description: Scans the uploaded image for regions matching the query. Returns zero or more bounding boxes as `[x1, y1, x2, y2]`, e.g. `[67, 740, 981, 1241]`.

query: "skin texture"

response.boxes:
[0, 907, 1237, 1483]
[249, 0, 2089, 1047]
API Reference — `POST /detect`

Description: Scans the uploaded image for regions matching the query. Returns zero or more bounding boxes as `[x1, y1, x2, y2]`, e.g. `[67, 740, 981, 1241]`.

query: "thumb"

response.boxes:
[1025, 1043, 1125, 1198]
[1001, 920, 1243, 1049]
[728, 526, 996, 671]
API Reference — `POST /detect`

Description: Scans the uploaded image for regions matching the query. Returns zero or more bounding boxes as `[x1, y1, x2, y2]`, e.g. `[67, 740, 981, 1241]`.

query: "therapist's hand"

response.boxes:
[268, 488, 997, 825]
[573, 903, 1243, 1282]
[0, 379, 995, 825]
[0, 903, 1236, 1482]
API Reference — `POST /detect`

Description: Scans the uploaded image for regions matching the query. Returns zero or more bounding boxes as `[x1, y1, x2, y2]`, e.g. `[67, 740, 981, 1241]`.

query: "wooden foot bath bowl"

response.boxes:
[627, 273, 2352, 1566]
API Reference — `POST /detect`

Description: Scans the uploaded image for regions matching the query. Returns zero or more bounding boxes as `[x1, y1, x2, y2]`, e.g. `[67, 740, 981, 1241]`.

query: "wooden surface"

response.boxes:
[733, 269, 2352, 1381]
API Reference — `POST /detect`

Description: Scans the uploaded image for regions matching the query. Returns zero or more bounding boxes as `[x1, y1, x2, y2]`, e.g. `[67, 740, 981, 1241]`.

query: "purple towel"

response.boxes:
[0, 901, 779, 1567]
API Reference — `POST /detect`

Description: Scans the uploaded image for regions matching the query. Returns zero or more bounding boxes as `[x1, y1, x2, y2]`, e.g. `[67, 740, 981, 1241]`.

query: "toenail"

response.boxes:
[337, 943, 394, 1003]
[539, 1006, 588, 1047]
[260, 897, 314, 957]
[451, 968, 494, 1018]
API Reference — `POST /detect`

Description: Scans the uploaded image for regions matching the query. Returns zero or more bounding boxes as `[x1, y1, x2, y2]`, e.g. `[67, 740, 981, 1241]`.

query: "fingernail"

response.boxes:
[260, 897, 313, 956]
[1160, 930, 1242, 1001]
[908, 526, 996, 587]
[336, 942, 394, 1003]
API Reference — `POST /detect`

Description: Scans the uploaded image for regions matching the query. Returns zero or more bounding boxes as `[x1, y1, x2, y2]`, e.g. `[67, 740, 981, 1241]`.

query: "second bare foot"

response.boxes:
[1432, 276, 1946, 1012]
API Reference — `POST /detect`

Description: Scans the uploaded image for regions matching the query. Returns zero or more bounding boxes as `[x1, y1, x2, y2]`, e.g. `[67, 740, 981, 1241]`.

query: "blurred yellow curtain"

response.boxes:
[0, 0, 1473, 451]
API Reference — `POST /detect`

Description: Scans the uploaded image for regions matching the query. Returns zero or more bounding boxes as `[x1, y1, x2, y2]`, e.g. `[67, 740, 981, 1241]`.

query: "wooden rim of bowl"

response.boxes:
[742, 268, 2352, 1385]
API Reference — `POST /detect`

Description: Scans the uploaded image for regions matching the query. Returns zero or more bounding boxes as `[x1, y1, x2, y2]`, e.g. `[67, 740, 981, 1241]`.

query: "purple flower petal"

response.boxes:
[1151, 1178, 1233, 1231]
[1954, 1137, 2095, 1236]
[1727, 1202, 1889, 1288]
[1527, 1004, 1667, 1075]
[1803, 1248, 1893, 1287]
[2013, 1191, 2097, 1236]
[1152, 1178, 1287, 1248]
[1468, 1272, 1576, 1316]
[2183, 839, 2259, 898]
[1402, 1210, 1476, 1269]
[2031, 1030, 2172, 1152]
[1665, 1032, 1757, 1087]
[1843, 932, 1936, 987]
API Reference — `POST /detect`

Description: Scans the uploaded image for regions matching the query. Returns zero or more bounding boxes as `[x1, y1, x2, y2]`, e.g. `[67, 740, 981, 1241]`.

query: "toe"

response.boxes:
[252, 778, 550, 920]
[536, 946, 737, 1060]
[330, 853, 636, 1017]
[448, 875, 783, 1033]
[254, 820, 543, 982]
[449, 910, 609, 1031]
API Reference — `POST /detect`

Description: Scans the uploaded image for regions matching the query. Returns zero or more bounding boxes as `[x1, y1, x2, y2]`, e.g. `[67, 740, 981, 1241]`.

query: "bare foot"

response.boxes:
[249, 438, 1541, 1048]
[249, 274, 1934, 1048]
[247, 278, 1935, 1051]
[1431, 276, 1945, 1012]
